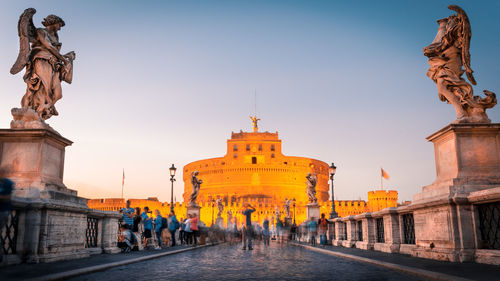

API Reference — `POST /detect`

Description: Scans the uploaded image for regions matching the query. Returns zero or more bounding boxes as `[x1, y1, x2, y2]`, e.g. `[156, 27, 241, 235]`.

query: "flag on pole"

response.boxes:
[381, 168, 389, 180]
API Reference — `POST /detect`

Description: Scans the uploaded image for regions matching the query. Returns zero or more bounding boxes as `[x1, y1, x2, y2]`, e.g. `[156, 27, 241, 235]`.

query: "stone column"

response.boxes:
[100, 212, 121, 254]
[355, 213, 375, 250]
[342, 216, 357, 248]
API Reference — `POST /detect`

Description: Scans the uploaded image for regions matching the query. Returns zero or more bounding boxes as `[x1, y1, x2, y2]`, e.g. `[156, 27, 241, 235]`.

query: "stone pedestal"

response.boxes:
[0, 128, 120, 264]
[412, 123, 500, 262]
[306, 203, 320, 221]
[186, 204, 201, 219]
[415, 123, 500, 202]
[0, 128, 85, 205]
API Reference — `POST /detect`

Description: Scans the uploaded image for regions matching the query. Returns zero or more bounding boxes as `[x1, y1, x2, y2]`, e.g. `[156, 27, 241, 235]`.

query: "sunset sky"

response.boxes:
[1, 0, 499, 203]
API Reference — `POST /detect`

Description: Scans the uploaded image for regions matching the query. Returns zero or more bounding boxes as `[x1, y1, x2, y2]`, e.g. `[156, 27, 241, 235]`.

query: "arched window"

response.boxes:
[233, 144, 238, 152]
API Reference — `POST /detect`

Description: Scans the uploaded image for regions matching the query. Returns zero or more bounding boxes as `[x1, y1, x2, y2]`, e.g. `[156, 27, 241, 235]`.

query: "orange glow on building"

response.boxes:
[88, 121, 399, 225]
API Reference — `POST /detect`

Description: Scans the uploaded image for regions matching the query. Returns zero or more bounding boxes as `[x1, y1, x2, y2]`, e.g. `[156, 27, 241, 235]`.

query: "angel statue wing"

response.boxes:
[10, 8, 37, 75]
[448, 5, 476, 85]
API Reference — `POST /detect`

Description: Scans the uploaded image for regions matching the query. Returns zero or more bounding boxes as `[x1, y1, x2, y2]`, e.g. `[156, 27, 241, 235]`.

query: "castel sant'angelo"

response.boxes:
[89, 117, 398, 225]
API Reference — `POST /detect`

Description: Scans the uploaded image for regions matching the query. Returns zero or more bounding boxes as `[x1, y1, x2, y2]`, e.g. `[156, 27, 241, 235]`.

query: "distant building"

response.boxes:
[88, 120, 398, 224]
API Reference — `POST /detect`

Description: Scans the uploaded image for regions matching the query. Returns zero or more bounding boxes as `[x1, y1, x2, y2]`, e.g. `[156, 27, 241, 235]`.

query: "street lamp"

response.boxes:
[211, 199, 215, 226]
[169, 164, 176, 213]
[329, 162, 338, 219]
[292, 198, 296, 224]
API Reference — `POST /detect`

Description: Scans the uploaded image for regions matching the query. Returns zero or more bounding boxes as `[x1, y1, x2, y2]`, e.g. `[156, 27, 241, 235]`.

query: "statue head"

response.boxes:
[193, 171, 199, 176]
[42, 14, 65, 30]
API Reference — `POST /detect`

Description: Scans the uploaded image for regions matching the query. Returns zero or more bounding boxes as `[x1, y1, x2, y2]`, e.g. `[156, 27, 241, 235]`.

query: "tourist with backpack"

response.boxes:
[154, 209, 166, 249]
[318, 213, 329, 245]
[168, 211, 179, 246]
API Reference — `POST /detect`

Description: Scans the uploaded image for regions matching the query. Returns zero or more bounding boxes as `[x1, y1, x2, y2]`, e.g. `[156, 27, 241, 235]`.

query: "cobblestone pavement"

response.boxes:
[292, 242, 500, 281]
[70, 242, 425, 281]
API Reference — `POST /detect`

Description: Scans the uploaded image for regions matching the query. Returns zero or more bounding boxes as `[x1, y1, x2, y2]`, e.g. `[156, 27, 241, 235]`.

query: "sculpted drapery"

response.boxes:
[423, 5, 496, 123]
[11, 8, 75, 122]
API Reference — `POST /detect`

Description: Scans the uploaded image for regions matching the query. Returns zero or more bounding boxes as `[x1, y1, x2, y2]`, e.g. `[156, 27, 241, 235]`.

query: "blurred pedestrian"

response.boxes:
[263, 217, 270, 246]
[133, 207, 143, 250]
[242, 203, 256, 250]
[168, 211, 179, 246]
[141, 206, 153, 248]
[190, 213, 199, 246]
[179, 218, 186, 245]
[184, 215, 192, 245]
[0, 167, 14, 262]
[154, 209, 163, 249]
[318, 213, 329, 245]
[309, 217, 317, 246]
[276, 216, 284, 244]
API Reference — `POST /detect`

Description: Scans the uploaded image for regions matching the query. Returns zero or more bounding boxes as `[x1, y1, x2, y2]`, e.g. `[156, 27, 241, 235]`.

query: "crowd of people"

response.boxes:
[117, 200, 333, 253]
[117, 200, 202, 253]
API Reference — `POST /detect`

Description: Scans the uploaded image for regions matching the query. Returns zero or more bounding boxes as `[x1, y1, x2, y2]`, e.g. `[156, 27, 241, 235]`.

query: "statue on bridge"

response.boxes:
[306, 173, 318, 204]
[188, 171, 202, 206]
[284, 198, 291, 218]
[423, 5, 496, 123]
[216, 198, 224, 218]
[10, 8, 76, 129]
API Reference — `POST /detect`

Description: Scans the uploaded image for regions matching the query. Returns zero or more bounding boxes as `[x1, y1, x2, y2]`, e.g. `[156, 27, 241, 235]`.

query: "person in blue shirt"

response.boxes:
[0, 168, 14, 262]
[141, 206, 153, 247]
[168, 211, 179, 246]
[309, 217, 318, 246]
[242, 203, 256, 250]
[119, 200, 135, 228]
[154, 209, 163, 249]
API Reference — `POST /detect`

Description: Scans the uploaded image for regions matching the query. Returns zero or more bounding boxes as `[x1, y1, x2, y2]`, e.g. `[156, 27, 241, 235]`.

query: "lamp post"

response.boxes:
[211, 199, 215, 226]
[169, 164, 176, 213]
[292, 198, 296, 225]
[329, 162, 338, 219]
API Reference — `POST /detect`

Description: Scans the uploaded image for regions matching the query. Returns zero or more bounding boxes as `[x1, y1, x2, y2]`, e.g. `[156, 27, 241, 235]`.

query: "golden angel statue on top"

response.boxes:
[423, 5, 496, 123]
[10, 8, 76, 128]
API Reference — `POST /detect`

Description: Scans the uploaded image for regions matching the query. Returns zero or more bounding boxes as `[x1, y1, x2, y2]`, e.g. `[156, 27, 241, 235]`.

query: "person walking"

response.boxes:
[262, 217, 270, 246]
[276, 217, 284, 244]
[318, 213, 329, 246]
[141, 207, 153, 248]
[154, 209, 163, 249]
[132, 207, 143, 250]
[119, 200, 135, 228]
[190, 214, 199, 246]
[168, 211, 179, 246]
[179, 218, 186, 245]
[0, 168, 14, 262]
[184, 215, 192, 245]
[309, 217, 318, 246]
[242, 203, 256, 250]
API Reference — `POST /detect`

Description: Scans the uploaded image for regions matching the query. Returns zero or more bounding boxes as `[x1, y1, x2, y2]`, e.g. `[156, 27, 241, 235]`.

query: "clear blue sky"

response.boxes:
[1, 0, 499, 202]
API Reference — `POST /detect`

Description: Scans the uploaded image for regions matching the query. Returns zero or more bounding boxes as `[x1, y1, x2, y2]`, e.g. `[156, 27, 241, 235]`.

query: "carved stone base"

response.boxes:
[306, 203, 320, 221]
[0, 128, 85, 205]
[410, 123, 500, 263]
[186, 205, 201, 219]
[414, 123, 500, 202]
[10, 108, 57, 133]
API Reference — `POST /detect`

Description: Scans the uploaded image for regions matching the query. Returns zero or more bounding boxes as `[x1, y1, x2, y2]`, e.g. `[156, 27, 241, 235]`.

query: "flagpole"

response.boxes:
[121, 168, 124, 199]
[381, 167, 383, 190]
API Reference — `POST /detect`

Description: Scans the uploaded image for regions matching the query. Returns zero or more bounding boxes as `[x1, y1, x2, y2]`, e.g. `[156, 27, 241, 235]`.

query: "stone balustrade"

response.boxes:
[327, 187, 500, 265]
[0, 198, 120, 265]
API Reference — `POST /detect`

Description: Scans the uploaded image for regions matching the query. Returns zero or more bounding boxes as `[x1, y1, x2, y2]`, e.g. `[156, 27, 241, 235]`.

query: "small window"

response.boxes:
[252, 157, 257, 164]
[233, 144, 238, 152]
[271, 153, 275, 158]
[246, 144, 250, 151]
[271, 144, 275, 151]
[258, 144, 262, 151]
[233, 153, 238, 159]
